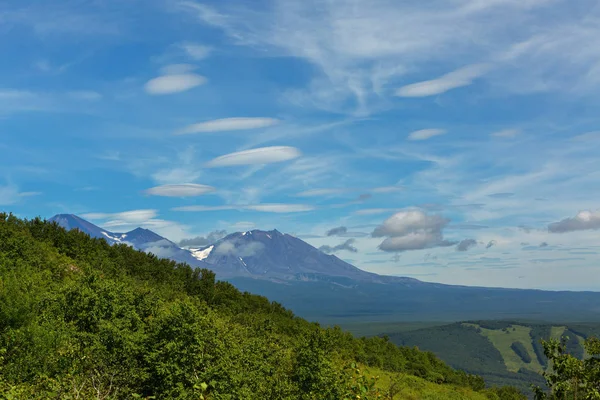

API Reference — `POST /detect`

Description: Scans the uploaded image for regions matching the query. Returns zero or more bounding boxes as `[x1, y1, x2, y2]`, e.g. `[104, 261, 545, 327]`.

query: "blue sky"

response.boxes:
[2, 0, 600, 290]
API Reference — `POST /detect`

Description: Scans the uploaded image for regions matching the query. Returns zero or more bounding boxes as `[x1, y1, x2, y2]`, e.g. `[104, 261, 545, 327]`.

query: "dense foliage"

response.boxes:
[533, 336, 600, 399]
[512, 342, 532, 364]
[0, 214, 521, 399]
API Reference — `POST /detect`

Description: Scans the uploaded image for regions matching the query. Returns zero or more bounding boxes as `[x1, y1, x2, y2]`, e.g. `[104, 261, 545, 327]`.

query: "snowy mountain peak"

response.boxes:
[48, 214, 209, 269]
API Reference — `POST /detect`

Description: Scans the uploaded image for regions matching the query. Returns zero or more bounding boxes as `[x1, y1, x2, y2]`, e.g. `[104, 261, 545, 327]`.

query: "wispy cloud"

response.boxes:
[144, 183, 215, 197]
[354, 208, 398, 216]
[396, 64, 489, 97]
[179, 42, 212, 60]
[82, 209, 158, 223]
[173, 203, 315, 213]
[0, 184, 40, 205]
[491, 128, 521, 138]
[407, 129, 447, 141]
[205, 146, 301, 167]
[176, 117, 279, 134]
[179, 0, 600, 115]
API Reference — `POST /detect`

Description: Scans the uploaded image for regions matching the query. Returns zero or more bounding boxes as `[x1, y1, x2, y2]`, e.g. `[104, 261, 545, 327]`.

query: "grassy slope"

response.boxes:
[550, 326, 566, 340]
[363, 366, 492, 400]
[386, 320, 600, 397]
[464, 324, 543, 373]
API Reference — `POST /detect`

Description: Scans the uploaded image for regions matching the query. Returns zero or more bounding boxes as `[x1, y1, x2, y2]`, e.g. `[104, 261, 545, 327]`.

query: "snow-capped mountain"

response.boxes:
[48, 214, 410, 283]
[45, 214, 600, 323]
[194, 229, 413, 283]
[48, 214, 124, 244]
[48, 214, 208, 268]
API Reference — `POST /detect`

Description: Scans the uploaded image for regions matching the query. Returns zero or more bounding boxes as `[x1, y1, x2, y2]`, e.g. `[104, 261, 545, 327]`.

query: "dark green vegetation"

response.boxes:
[0, 214, 524, 399]
[229, 277, 600, 325]
[533, 336, 600, 399]
[386, 320, 600, 397]
[511, 342, 532, 364]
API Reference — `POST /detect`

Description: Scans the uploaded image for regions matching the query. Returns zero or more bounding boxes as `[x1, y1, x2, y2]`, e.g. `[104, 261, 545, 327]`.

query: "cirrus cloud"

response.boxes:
[172, 203, 314, 213]
[176, 117, 280, 134]
[205, 146, 301, 167]
[144, 183, 215, 197]
[407, 129, 446, 141]
[81, 209, 158, 223]
[396, 64, 490, 97]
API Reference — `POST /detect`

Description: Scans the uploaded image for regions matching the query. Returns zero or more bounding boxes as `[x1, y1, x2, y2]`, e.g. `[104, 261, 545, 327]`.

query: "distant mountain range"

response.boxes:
[48, 214, 600, 324]
[48, 214, 210, 268]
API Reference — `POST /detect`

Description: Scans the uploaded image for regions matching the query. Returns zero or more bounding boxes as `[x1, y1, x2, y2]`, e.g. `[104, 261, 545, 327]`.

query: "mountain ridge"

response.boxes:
[48, 214, 419, 284]
[47, 213, 600, 324]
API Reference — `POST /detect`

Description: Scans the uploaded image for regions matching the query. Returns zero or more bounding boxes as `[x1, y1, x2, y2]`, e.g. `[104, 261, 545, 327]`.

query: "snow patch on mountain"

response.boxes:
[190, 245, 214, 261]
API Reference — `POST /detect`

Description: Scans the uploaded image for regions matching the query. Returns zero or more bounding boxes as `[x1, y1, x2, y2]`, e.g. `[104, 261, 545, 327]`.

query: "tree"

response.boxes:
[533, 336, 600, 399]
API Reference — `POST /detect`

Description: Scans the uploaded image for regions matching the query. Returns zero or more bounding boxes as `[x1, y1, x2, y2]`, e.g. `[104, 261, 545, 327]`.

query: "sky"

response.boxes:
[2, 0, 600, 291]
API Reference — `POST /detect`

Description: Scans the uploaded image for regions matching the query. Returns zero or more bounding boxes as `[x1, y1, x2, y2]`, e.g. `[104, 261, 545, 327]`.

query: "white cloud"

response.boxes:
[396, 64, 489, 97]
[0, 185, 40, 205]
[176, 117, 280, 134]
[491, 128, 521, 138]
[180, 0, 600, 112]
[145, 183, 215, 197]
[144, 73, 206, 94]
[82, 209, 158, 223]
[205, 146, 301, 167]
[214, 240, 265, 257]
[172, 203, 314, 213]
[245, 203, 314, 213]
[548, 210, 600, 233]
[172, 205, 236, 212]
[0, 185, 20, 206]
[180, 43, 212, 60]
[407, 129, 447, 141]
[372, 210, 455, 252]
[354, 208, 397, 216]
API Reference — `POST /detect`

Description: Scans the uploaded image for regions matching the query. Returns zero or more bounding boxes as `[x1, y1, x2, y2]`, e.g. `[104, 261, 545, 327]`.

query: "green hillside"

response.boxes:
[0, 214, 525, 399]
[386, 320, 600, 396]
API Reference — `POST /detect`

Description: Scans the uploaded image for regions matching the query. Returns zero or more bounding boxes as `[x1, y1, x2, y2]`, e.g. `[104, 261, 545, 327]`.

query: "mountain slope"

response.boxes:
[384, 320, 600, 396]
[48, 214, 208, 268]
[192, 229, 418, 284]
[48, 214, 121, 243]
[1, 213, 518, 399]
[48, 214, 600, 324]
